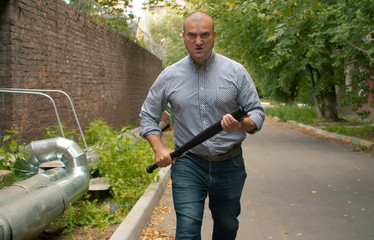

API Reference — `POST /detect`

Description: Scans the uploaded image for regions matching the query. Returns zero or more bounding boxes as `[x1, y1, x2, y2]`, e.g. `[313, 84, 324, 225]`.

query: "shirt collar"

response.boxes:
[188, 49, 217, 71]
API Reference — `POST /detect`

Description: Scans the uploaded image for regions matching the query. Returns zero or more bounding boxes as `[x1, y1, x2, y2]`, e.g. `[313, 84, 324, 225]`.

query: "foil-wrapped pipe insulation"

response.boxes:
[0, 137, 90, 240]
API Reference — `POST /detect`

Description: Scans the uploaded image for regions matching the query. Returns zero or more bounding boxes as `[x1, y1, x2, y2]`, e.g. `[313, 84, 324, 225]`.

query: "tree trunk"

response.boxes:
[307, 64, 324, 119]
[289, 76, 298, 104]
[324, 86, 339, 121]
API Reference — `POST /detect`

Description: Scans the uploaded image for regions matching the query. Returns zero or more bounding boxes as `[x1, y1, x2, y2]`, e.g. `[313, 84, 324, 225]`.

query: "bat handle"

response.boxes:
[146, 163, 159, 174]
[146, 152, 176, 174]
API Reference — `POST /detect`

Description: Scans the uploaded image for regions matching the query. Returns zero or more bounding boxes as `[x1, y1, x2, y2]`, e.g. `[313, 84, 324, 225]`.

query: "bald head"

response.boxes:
[183, 11, 214, 32]
[182, 10, 216, 67]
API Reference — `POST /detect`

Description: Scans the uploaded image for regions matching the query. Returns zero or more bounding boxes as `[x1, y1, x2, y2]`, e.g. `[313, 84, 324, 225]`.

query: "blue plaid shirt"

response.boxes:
[140, 49, 265, 155]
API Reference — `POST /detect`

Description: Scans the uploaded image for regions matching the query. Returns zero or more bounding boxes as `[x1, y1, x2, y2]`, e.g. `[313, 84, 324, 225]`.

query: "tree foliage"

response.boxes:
[184, 0, 374, 119]
[146, 8, 188, 68]
[68, 0, 138, 39]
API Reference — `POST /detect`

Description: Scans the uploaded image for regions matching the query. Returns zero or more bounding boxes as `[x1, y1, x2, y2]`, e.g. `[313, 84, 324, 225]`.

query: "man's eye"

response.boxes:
[189, 33, 195, 38]
[202, 33, 210, 38]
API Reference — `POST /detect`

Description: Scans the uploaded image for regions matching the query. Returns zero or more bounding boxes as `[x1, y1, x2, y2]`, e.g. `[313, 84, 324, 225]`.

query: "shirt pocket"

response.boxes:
[215, 86, 238, 110]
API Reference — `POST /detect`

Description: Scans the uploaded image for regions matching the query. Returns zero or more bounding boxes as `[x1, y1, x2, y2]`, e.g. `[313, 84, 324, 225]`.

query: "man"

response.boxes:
[140, 11, 265, 240]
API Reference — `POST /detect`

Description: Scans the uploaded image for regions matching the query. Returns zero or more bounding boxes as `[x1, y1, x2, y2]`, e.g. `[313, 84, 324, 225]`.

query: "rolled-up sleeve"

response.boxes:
[139, 70, 169, 138]
[238, 68, 265, 134]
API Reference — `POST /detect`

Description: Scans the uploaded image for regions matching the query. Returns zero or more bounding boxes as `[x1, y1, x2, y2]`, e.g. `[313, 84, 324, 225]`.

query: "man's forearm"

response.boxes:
[145, 134, 174, 167]
[145, 134, 164, 152]
[240, 117, 257, 133]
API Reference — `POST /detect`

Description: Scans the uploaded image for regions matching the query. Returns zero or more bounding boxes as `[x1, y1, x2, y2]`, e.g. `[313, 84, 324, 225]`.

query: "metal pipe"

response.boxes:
[0, 137, 89, 240]
[0, 89, 65, 138]
[0, 88, 89, 152]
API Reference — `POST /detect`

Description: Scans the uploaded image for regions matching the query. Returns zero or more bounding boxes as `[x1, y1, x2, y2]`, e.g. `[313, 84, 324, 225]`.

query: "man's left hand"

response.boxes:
[221, 112, 255, 133]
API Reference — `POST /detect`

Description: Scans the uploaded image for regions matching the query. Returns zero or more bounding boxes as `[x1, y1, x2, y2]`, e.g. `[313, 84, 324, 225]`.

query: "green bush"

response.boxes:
[0, 127, 29, 183]
[59, 120, 158, 234]
[45, 124, 79, 142]
[89, 124, 156, 208]
[62, 197, 117, 233]
[83, 119, 115, 146]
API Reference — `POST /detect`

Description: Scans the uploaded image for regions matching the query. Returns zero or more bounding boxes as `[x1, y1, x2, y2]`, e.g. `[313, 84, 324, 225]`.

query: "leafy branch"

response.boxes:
[343, 37, 374, 62]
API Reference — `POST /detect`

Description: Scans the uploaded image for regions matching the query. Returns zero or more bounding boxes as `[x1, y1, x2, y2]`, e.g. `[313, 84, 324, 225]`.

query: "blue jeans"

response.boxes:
[171, 151, 247, 240]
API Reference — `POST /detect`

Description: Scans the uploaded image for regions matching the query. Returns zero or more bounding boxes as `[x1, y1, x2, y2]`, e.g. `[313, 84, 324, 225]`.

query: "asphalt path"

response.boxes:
[201, 120, 374, 240]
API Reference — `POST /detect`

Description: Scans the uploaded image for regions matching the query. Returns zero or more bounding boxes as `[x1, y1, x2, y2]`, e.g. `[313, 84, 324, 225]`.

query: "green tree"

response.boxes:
[185, 0, 373, 120]
[146, 8, 188, 68]
[69, 0, 138, 39]
[325, 0, 374, 119]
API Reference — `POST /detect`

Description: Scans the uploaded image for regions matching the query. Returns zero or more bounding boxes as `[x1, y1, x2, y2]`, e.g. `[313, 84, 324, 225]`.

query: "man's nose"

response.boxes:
[195, 37, 203, 45]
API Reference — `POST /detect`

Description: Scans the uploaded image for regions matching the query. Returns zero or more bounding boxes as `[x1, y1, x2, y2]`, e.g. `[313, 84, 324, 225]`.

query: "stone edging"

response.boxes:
[287, 120, 374, 148]
[109, 165, 171, 240]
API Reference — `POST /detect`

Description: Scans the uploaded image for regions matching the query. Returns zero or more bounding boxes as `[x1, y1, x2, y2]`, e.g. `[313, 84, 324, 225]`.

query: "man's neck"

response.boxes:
[192, 52, 212, 68]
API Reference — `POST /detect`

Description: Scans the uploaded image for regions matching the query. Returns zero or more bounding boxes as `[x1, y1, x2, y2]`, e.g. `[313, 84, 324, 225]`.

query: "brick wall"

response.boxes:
[337, 76, 374, 120]
[0, 0, 162, 141]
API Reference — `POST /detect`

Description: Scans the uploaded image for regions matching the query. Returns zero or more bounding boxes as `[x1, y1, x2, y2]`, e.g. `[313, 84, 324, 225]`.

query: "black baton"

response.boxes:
[146, 106, 248, 173]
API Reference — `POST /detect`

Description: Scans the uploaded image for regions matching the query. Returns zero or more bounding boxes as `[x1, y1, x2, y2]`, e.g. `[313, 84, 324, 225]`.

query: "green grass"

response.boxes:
[322, 124, 374, 142]
[265, 105, 319, 124]
[264, 105, 373, 142]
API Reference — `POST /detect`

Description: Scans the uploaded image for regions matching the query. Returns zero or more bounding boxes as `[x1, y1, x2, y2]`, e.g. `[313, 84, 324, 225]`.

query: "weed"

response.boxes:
[0, 126, 29, 183]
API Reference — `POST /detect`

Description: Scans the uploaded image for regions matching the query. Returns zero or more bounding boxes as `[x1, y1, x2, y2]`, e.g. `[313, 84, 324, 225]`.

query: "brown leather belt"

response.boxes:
[191, 143, 242, 162]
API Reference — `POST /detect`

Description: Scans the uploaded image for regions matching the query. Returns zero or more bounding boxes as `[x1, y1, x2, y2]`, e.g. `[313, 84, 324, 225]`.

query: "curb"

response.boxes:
[109, 165, 171, 240]
[287, 120, 374, 148]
